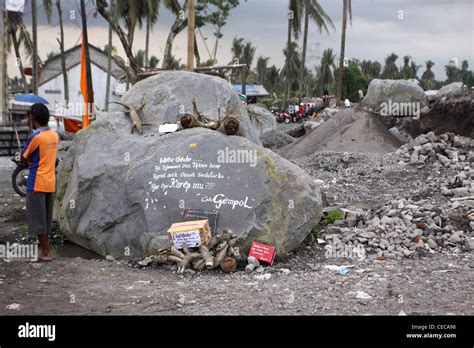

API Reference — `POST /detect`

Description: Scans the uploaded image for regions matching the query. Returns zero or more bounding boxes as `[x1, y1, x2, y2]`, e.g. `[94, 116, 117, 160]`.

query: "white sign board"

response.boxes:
[171, 230, 202, 249]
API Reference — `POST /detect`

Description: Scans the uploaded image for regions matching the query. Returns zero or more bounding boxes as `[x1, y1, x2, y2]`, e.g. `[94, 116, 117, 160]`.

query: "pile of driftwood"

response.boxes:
[137, 229, 242, 274]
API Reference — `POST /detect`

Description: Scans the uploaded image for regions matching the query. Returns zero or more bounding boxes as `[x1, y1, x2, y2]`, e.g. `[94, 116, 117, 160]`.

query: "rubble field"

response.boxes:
[0, 125, 472, 315]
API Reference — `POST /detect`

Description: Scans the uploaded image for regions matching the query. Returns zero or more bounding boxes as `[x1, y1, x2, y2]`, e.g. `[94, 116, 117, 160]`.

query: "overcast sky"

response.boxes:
[7, 0, 474, 81]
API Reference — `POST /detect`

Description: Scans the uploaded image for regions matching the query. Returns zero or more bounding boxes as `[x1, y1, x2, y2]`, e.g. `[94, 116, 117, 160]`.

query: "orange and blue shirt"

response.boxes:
[21, 127, 59, 193]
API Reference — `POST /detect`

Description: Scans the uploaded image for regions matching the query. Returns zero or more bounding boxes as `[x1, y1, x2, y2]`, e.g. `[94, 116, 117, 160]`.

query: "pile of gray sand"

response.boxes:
[279, 109, 403, 159]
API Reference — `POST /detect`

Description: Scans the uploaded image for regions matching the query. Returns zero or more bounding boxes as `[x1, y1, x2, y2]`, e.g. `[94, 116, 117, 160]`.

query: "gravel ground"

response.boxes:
[0, 146, 473, 315]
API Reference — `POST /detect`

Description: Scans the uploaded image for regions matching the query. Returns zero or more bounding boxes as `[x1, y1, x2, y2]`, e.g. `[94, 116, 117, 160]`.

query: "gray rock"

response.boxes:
[436, 82, 464, 99]
[449, 233, 462, 244]
[116, 71, 261, 144]
[428, 239, 437, 249]
[362, 79, 427, 116]
[55, 127, 322, 259]
[247, 104, 278, 146]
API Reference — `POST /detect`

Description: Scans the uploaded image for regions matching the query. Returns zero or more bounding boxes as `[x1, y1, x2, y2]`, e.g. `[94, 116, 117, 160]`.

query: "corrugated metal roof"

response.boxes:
[233, 84, 269, 96]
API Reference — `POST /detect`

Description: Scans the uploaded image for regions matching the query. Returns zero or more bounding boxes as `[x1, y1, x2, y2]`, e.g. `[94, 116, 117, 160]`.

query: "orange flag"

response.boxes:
[80, 35, 90, 127]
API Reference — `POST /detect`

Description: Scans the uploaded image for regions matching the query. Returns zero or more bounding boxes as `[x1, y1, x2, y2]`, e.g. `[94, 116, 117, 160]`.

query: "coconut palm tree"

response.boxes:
[400, 55, 412, 79]
[143, 1, 160, 68]
[298, 1, 334, 93]
[421, 60, 435, 89]
[381, 53, 399, 79]
[231, 37, 245, 62]
[336, 0, 352, 103]
[105, 0, 115, 111]
[242, 41, 256, 68]
[6, 11, 33, 92]
[256, 57, 269, 85]
[285, 0, 303, 100]
[281, 41, 301, 94]
[319, 48, 336, 91]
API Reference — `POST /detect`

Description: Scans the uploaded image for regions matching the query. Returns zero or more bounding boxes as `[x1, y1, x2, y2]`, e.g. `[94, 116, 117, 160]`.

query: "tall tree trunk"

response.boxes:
[11, 32, 28, 93]
[31, 0, 38, 94]
[187, 0, 195, 71]
[145, 17, 150, 68]
[194, 32, 200, 66]
[105, 0, 114, 111]
[336, 0, 348, 102]
[299, 5, 309, 95]
[56, 0, 68, 104]
[286, 14, 292, 102]
[162, 15, 187, 68]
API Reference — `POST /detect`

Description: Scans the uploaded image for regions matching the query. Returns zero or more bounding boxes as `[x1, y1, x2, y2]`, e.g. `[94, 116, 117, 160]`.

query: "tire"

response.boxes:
[12, 166, 28, 197]
[284, 118, 290, 124]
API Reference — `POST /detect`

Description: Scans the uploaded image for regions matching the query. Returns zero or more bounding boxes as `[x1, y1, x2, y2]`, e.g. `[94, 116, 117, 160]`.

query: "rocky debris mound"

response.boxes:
[55, 127, 322, 259]
[321, 196, 472, 259]
[395, 132, 473, 198]
[401, 92, 474, 138]
[361, 79, 428, 115]
[116, 71, 261, 144]
[279, 109, 402, 159]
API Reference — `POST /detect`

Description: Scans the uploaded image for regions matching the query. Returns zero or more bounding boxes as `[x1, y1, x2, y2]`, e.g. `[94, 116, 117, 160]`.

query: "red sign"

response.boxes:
[248, 241, 276, 265]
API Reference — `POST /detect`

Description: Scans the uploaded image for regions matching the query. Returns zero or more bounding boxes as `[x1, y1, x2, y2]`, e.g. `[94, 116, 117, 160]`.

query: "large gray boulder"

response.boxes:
[54, 123, 322, 259]
[361, 79, 427, 116]
[247, 104, 277, 148]
[116, 71, 261, 144]
[436, 82, 464, 99]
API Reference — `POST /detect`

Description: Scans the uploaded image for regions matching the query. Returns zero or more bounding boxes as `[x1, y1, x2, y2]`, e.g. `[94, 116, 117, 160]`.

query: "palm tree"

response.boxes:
[400, 55, 411, 79]
[105, 0, 115, 111]
[286, 0, 303, 100]
[231, 37, 245, 62]
[319, 48, 336, 91]
[256, 56, 270, 85]
[49, 0, 69, 104]
[381, 53, 399, 79]
[162, 0, 187, 68]
[298, 1, 334, 94]
[281, 41, 301, 94]
[242, 41, 256, 68]
[134, 49, 146, 67]
[336, 0, 352, 103]
[266, 65, 280, 95]
[6, 11, 33, 92]
[144, 0, 160, 68]
[149, 56, 160, 68]
[421, 60, 435, 89]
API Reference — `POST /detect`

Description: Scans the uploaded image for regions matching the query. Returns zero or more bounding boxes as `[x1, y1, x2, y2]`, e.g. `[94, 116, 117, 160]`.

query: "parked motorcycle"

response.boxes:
[271, 109, 291, 124]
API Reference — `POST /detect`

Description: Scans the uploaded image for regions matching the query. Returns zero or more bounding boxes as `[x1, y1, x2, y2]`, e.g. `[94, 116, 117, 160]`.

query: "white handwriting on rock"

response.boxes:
[201, 194, 253, 210]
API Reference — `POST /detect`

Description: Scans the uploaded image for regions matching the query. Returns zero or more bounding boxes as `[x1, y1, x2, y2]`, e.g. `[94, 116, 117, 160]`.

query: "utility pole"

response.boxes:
[187, 0, 195, 71]
[31, 0, 38, 94]
[0, 3, 7, 125]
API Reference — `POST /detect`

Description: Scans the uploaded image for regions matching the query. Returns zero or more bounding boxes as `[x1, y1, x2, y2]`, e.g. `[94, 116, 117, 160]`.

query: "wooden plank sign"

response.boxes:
[181, 208, 219, 236]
